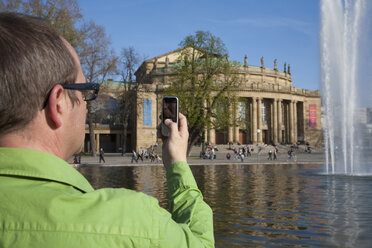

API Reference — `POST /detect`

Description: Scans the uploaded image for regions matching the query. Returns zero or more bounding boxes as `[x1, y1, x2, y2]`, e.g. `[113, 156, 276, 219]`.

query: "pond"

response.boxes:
[78, 163, 372, 247]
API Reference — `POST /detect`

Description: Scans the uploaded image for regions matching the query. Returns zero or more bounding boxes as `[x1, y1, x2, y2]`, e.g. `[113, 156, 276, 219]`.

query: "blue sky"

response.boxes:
[78, 0, 320, 90]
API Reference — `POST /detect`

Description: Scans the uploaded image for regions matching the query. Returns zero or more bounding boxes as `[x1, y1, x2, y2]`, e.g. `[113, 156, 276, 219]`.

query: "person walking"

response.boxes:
[131, 150, 138, 163]
[99, 147, 105, 163]
[138, 150, 144, 161]
[268, 150, 273, 160]
[247, 145, 252, 156]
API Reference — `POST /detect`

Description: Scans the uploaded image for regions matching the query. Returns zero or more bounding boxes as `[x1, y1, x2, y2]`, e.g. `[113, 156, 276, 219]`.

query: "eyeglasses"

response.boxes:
[41, 83, 100, 109]
[61, 83, 100, 101]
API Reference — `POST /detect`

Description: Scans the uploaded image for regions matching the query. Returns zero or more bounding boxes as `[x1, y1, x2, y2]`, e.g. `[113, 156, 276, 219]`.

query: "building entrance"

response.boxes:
[239, 131, 247, 144]
[215, 132, 226, 144]
[262, 130, 267, 144]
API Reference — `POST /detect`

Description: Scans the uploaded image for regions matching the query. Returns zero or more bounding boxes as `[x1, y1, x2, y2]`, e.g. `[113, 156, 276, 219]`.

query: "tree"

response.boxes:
[78, 21, 118, 156]
[0, 0, 82, 47]
[118, 47, 142, 155]
[164, 31, 238, 155]
[0, 0, 119, 156]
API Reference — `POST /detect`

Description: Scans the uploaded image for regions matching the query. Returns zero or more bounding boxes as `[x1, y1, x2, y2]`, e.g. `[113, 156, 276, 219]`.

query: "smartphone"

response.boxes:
[161, 96, 179, 137]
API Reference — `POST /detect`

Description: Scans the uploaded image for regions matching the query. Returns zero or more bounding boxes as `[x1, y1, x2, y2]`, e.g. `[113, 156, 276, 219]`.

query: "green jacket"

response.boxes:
[0, 148, 214, 247]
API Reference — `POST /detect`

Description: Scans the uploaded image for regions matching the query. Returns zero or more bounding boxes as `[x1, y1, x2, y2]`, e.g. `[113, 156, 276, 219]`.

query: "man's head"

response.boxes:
[0, 12, 88, 159]
[0, 12, 79, 135]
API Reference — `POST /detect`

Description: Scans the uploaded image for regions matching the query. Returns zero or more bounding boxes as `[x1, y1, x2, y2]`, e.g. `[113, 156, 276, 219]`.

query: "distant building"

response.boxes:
[367, 108, 372, 124]
[356, 107, 367, 124]
[134, 47, 323, 150]
[83, 81, 135, 153]
[357, 107, 372, 147]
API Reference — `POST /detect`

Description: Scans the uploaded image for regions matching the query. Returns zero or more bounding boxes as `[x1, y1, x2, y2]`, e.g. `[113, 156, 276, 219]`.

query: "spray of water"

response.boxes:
[320, 0, 366, 174]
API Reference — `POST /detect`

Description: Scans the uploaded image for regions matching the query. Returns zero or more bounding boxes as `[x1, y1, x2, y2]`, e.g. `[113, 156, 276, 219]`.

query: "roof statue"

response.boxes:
[165, 56, 169, 68]
[274, 59, 277, 70]
[153, 57, 158, 70]
[261, 56, 265, 68]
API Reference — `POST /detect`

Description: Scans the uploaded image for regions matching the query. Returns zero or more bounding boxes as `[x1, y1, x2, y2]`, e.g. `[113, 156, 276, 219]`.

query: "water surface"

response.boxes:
[78, 163, 372, 247]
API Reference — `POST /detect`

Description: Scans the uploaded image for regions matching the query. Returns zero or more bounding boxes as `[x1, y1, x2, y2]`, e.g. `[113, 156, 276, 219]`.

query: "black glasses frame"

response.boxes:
[41, 83, 100, 109]
[61, 83, 100, 101]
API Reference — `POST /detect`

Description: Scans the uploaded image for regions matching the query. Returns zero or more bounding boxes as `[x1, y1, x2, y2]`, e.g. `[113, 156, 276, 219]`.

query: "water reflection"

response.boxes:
[79, 166, 169, 208]
[78, 164, 372, 247]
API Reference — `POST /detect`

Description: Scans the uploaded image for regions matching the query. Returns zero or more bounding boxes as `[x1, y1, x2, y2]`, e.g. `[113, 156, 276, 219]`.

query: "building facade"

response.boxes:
[97, 47, 323, 151]
[134, 47, 322, 150]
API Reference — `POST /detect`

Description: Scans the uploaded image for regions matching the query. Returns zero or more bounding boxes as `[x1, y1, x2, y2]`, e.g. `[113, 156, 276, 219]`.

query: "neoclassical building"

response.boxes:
[134, 47, 322, 150]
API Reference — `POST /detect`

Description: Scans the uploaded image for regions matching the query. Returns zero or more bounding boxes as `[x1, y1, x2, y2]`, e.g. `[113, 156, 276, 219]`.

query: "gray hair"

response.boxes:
[0, 12, 78, 135]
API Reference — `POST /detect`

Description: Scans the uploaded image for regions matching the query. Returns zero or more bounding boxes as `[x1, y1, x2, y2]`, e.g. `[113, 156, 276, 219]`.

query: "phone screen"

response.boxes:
[163, 98, 178, 123]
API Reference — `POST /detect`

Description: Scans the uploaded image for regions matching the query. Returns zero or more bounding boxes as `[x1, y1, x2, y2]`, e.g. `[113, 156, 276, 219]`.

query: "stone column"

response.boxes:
[95, 133, 100, 154]
[208, 127, 215, 145]
[209, 108, 216, 145]
[252, 97, 257, 144]
[277, 99, 282, 143]
[289, 101, 294, 143]
[228, 127, 234, 143]
[294, 101, 298, 143]
[234, 102, 240, 143]
[257, 98, 262, 144]
[203, 100, 208, 144]
[228, 104, 234, 143]
[273, 99, 278, 144]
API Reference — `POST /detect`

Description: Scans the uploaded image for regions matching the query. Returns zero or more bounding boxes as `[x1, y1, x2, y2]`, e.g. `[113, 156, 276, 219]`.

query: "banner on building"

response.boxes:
[143, 99, 152, 126]
[309, 104, 317, 127]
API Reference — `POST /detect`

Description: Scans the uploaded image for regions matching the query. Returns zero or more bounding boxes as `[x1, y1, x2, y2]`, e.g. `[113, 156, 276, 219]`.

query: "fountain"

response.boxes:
[320, 0, 372, 174]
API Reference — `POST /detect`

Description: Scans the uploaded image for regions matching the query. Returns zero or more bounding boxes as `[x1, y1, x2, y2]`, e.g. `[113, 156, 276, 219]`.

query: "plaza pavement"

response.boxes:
[71, 144, 325, 167]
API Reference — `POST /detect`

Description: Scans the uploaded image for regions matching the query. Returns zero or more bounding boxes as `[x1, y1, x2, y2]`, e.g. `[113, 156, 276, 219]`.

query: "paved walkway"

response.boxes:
[71, 144, 325, 167]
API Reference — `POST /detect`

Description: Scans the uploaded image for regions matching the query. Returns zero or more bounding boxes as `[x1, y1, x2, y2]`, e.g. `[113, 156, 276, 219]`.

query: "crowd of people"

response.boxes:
[200, 144, 218, 160]
[131, 149, 162, 163]
[210, 142, 314, 162]
[226, 145, 253, 162]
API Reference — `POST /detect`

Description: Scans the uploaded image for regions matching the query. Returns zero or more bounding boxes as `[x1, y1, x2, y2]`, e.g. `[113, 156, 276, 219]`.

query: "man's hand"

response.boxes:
[158, 113, 188, 170]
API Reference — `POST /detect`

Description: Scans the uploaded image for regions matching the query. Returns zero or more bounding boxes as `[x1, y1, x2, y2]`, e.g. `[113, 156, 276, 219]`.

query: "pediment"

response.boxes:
[145, 46, 203, 64]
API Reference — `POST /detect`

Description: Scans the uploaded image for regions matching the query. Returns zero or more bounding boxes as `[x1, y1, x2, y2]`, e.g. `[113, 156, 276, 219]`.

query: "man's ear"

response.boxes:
[45, 85, 65, 129]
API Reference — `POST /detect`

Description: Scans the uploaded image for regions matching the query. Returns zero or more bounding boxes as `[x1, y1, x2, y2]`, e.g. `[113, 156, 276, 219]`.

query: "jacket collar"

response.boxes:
[0, 148, 94, 193]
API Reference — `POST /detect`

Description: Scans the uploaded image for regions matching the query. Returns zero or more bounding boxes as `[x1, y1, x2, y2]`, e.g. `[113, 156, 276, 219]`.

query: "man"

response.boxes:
[131, 150, 138, 163]
[99, 147, 105, 163]
[0, 13, 214, 247]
